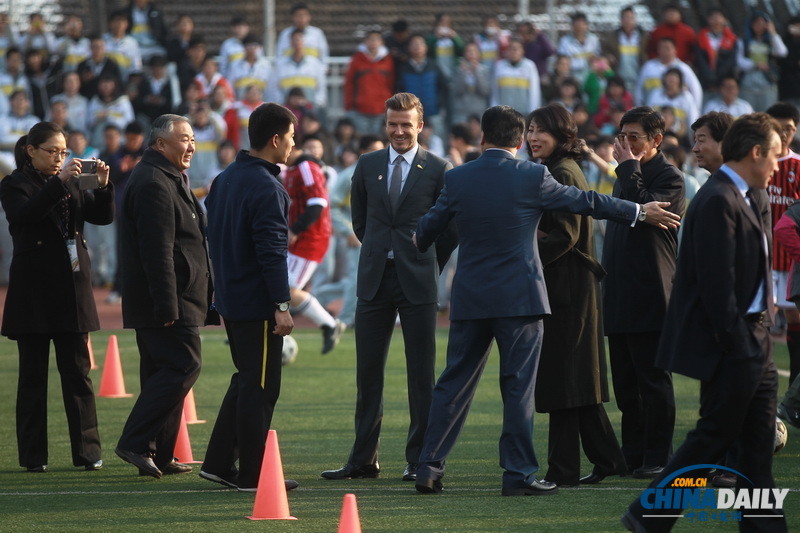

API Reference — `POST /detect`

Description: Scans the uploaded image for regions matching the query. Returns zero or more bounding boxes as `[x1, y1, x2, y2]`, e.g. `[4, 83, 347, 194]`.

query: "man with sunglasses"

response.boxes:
[601, 106, 685, 480]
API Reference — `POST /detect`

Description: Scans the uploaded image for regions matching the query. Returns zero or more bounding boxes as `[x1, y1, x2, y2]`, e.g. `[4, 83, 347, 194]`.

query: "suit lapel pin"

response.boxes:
[378, 174, 383, 180]
[416, 164, 423, 169]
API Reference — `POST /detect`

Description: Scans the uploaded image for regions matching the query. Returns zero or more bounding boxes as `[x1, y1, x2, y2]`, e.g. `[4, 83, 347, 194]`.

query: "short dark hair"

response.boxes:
[125, 121, 145, 135]
[721, 112, 782, 162]
[662, 67, 683, 85]
[391, 19, 408, 33]
[766, 102, 800, 126]
[358, 134, 382, 152]
[481, 106, 525, 148]
[15, 122, 66, 169]
[571, 12, 588, 23]
[450, 123, 471, 143]
[385, 92, 424, 122]
[248, 103, 297, 150]
[290, 2, 309, 15]
[662, 144, 686, 169]
[526, 103, 582, 164]
[691, 111, 734, 142]
[620, 106, 665, 139]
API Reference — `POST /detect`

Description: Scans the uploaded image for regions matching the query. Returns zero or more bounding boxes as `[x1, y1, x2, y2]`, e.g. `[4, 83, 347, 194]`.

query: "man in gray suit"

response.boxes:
[321, 92, 457, 482]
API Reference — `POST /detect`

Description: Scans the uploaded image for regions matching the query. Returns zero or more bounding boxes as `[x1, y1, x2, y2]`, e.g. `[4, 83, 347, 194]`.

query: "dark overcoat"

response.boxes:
[119, 148, 215, 328]
[535, 158, 609, 413]
[0, 166, 114, 338]
[601, 152, 685, 334]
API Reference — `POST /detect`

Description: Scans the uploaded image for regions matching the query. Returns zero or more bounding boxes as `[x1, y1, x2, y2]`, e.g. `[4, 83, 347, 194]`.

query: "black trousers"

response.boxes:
[202, 318, 283, 488]
[609, 332, 675, 470]
[16, 332, 101, 468]
[349, 261, 437, 466]
[117, 326, 201, 468]
[545, 403, 627, 485]
[628, 324, 787, 532]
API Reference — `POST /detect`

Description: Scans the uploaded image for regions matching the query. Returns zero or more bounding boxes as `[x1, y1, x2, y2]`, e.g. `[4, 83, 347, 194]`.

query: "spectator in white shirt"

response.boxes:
[276, 2, 329, 65]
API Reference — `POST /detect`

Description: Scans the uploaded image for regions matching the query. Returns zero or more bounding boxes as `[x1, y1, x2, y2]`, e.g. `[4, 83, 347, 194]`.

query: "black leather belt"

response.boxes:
[745, 311, 766, 324]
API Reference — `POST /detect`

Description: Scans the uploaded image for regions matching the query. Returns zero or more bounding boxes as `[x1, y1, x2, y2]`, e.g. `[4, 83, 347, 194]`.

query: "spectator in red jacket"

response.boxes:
[695, 8, 738, 99]
[647, 3, 696, 65]
[345, 30, 394, 137]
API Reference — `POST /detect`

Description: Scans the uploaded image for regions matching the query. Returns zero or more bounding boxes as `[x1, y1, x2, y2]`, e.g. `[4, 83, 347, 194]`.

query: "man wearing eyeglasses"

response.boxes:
[601, 106, 685, 480]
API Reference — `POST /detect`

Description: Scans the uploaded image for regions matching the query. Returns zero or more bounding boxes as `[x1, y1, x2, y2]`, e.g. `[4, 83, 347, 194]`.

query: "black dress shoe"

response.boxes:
[200, 469, 238, 488]
[415, 477, 443, 494]
[141, 460, 192, 476]
[502, 478, 559, 496]
[579, 472, 605, 485]
[115, 447, 162, 479]
[236, 480, 299, 493]
[402, 463, 417, 481]
[778, 403, 800, 429]
[710, 472, 737, 488]
[320, 462, 380, 479]
[26, 465, 47, 473]
[632, 465, 664, 479]
[84, 460, 103, 471]
[621, 510, 648, 533]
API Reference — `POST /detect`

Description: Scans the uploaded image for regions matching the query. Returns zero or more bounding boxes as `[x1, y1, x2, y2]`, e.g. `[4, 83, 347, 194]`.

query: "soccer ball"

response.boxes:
[282, 335, 299, 366]
[775, 418, 788, 454]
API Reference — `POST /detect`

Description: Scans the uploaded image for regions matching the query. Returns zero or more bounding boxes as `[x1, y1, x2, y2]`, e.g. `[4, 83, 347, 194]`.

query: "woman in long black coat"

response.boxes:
[0, 121, 114, 472]
[527, 104, 626, 486]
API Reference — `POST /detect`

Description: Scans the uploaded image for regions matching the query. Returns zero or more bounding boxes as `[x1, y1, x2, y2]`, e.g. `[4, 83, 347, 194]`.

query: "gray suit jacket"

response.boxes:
[351, 146, 456, 305]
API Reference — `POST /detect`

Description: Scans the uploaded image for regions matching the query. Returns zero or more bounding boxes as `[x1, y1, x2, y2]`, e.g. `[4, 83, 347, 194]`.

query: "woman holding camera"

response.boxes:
[0, 121, 113, 472]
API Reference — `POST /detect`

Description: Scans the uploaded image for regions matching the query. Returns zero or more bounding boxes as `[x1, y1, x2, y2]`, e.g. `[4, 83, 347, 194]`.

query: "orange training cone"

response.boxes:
[98, 335, 132, 398]
[337, 494, 362, 533]
[173, 411, 202, 464]
[183, 387, 205, 424]
[246, 429, 297, 520]
[86, 334, 98, 370]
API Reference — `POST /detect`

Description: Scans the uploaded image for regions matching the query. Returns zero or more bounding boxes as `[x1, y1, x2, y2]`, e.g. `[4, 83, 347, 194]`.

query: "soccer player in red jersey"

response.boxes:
[283, 144, 345, 353]
[767, 102, 800, 382]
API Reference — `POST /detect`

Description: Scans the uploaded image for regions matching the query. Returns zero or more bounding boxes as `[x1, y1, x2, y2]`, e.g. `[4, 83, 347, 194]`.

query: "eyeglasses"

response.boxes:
[36, 147, 71, 159]
[617, 133, 648, 143]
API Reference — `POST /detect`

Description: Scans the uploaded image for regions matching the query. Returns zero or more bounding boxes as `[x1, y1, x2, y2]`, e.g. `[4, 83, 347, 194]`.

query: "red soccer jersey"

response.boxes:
[284, 158, 332, 263]
[769, 150, 800, 272]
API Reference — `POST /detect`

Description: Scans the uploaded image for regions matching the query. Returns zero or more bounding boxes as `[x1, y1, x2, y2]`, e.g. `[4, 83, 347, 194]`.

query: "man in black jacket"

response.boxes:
[200, 103, 296, 492]
[601, 106, 685, 479]
[622, 113, 787, 533]
[116, 114, 217, 478]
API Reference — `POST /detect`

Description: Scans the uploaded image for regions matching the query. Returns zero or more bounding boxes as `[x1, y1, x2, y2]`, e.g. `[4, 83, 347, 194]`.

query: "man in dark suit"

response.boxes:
[602, 106, 685, 479]
[412, 105, 681, 496]
[116, 114, 217, 478]
[622, 114, 787, 532]
[321, 92, 457, 482]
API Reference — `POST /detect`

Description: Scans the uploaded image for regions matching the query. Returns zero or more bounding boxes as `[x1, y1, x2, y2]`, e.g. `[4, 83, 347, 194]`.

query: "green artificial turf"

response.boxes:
[0, 328, 797, 532]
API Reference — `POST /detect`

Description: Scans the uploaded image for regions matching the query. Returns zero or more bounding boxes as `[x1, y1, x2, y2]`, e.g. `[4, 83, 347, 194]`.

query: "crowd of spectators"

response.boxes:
[0, 2, 798, 291]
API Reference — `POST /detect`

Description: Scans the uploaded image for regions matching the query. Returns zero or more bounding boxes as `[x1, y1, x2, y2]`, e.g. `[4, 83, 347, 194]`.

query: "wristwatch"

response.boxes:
[275, 301, 290, 312]
[638, 204, 647, 223]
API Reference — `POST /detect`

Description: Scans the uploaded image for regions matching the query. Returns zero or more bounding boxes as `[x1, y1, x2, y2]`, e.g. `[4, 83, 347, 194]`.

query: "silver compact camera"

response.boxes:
[77, 159, 99, 190]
